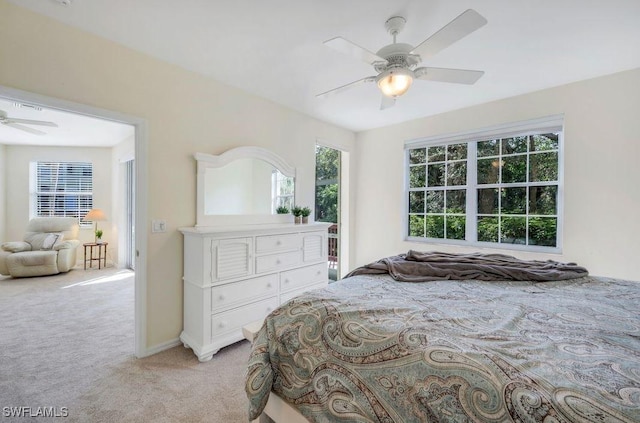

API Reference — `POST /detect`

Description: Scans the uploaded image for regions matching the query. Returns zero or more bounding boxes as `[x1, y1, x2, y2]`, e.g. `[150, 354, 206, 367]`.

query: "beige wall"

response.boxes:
[354, 68, 640, 281]
[4, 145, 113, 262]
[0, 1, 356, 349]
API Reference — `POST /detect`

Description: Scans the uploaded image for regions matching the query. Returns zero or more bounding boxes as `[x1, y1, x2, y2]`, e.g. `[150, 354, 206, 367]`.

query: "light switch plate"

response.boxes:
[152, 219, 167, 233]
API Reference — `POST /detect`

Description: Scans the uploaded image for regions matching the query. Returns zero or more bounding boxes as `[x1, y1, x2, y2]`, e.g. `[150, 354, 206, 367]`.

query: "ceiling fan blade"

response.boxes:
[5, 118, 58, 127]
[316, 76, 376, 98]
[415, 67, 484, 84]
[411, 9, 487, 61]
[3, 122, 47, 135]
[380, 95, 396, 110]
[324, 37, 387, 66]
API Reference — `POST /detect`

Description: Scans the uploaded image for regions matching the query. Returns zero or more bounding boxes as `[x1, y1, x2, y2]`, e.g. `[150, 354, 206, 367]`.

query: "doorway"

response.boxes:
[123, 159, 135, 270]
[0, 85, 147, 357]
[315, 145, 341, 281]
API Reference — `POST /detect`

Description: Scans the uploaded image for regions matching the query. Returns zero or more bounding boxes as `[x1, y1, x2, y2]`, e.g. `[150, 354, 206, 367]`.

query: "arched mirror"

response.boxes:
[195, 147, 295, 226]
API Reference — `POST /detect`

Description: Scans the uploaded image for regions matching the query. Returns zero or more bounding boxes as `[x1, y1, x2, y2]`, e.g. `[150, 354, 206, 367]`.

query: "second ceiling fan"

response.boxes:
[317, 9, 488, 109]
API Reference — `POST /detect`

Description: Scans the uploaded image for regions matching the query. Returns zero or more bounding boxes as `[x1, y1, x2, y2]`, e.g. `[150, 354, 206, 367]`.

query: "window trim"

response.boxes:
[404, 115, 564, 254]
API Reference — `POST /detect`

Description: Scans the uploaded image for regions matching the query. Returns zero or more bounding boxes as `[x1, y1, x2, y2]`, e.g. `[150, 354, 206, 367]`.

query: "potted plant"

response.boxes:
[291, 206, 303, 224]
[95, 229, 104, 244]
[276, 206, 290, 214]
[301, 206, 311, 224]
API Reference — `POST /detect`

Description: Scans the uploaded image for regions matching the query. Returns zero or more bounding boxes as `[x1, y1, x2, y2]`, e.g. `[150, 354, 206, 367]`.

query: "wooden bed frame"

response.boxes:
[244, 321, 311, 423]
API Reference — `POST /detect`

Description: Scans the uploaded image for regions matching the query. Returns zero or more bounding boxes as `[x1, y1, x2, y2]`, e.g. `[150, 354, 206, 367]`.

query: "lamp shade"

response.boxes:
[83, 208, 107, 222]
[377, 68, 413, 98]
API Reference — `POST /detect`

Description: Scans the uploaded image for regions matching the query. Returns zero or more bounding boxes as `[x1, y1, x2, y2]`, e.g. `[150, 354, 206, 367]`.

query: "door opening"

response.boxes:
[315, 145, 340, 281]
[124, 159, 135, 270]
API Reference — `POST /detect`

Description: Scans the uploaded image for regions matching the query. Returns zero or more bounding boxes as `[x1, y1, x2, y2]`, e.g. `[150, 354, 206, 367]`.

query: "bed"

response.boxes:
[246, 252, 640, 422]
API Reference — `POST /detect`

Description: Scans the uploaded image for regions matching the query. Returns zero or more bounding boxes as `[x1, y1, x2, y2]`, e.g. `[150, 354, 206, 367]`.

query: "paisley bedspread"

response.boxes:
[246, 275, 640, 422]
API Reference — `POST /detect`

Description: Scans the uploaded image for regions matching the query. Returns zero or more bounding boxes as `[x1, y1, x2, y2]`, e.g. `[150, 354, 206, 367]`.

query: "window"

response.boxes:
[32, 161, 93, 227]
[406, 116, 563, 252]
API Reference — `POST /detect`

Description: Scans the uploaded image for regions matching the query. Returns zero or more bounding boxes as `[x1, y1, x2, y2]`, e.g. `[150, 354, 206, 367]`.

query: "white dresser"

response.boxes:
[179, 222, 330, 361]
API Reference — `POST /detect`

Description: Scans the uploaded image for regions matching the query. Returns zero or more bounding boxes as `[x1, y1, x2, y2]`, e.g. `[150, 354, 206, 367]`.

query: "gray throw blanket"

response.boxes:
[345, 250, 589, 282]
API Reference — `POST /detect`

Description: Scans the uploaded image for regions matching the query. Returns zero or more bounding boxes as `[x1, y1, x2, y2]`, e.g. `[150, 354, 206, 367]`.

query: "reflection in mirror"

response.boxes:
[204, 159, 294, 215]
[273, 170, 295, 212]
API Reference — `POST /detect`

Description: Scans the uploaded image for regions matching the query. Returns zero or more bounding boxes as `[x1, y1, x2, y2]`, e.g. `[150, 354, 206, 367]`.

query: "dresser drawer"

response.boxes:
[255, 250, 301, 273]
[280, 262, 327, 293]
[256, 233, 301, 253]
[211, 274, 278, 313]
[212, 297, 278, 338]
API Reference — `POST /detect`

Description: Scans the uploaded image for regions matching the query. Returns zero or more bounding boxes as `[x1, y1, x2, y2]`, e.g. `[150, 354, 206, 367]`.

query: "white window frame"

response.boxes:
[30, 161, 94, 227]
[404, 115, 564, 253]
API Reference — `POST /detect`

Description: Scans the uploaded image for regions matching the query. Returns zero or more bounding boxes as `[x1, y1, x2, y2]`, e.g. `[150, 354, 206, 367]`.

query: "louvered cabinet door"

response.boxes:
[302, 231, 327, 263]
[212, 238, 253, 282]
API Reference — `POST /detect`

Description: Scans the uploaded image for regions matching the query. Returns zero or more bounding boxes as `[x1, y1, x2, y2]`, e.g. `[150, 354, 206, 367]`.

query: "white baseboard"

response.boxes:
[138, 337, 181, 358]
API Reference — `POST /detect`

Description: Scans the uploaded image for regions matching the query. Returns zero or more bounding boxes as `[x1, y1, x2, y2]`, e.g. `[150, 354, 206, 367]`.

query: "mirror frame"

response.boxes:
[195, 146, 296, 227]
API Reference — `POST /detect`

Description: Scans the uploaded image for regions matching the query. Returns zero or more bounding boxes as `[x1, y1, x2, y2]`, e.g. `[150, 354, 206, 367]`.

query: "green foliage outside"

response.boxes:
[408, 134, 559, 247]
[315, 146, 339, 223]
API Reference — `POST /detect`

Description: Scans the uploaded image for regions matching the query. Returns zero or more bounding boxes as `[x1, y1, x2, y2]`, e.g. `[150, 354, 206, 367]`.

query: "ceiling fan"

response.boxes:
[317, 9, 488, 109]
[0, 109, 58, 135]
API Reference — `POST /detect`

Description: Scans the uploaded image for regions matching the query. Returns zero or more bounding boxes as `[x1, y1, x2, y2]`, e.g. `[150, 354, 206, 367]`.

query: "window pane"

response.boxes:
[426, 191, 444, 213]
[409, 148, 426, 164]
[428, 146, 446, 162]
[501, 217, 526, 244]
[409, 191, 425, 213]
[409, 165, 426, 188]
[409, 215, 425, 237]
[502, 136, 528, 154]
[477, 139, 499, 157]
[502, 155, 527, 183]
[427, 164, 445, 187]
[528, 217, 557, 247]
[426, 215, 445, 238]
[446, 190, 466, 213]
[529, 186, 557, 215]
[530, 152, 558, 182]
[447, 143, 467, 160]
[477, 217, 499, 242]
[501, 187, 527, 214]
[530, 133, 558, 151]
[447, 162, 467, 186]
[477, 158, 499, 184]
[477, 188, 498, 214]
[446, 216, 465, 240]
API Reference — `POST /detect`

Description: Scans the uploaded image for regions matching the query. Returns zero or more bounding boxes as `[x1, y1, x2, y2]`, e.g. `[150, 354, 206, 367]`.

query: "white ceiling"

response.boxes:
[6, 0, 640, 135]
[0, 97, 134, 147]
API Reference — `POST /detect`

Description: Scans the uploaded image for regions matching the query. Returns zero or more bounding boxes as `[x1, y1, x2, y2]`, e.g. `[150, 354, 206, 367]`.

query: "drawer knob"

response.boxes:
[316, 270, 321, 275]
[218, 322, 226, 328]
[284, 279, 289, 284]
[266, 283, 272, 288]
[276, 259, 281, 264]
[267, 307, 273, 312]
[276, 240, 282, 245]
[218, 295, 225, 301]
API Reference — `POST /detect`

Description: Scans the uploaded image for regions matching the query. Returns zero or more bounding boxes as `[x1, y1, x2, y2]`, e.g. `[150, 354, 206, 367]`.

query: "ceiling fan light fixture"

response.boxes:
[377, 68, 413, 98]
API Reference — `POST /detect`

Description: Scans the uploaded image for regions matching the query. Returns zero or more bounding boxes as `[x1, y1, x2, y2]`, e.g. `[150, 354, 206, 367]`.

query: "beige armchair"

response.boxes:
[0, 217, 80, 278]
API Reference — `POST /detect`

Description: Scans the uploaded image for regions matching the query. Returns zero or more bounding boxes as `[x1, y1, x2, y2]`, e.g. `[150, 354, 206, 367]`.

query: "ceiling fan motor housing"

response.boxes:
[374, 43, 420, 73]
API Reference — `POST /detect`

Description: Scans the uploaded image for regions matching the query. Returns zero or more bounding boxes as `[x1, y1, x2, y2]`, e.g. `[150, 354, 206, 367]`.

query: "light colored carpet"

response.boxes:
[0, 267, 251, 422]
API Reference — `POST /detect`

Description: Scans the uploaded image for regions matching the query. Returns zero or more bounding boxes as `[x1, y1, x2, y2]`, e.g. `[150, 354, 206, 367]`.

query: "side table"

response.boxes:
[83, 242, 108, 270]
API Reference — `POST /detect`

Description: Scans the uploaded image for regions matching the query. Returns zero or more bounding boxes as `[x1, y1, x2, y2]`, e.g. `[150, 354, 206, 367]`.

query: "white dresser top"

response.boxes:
[179, 222, 332, 237]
